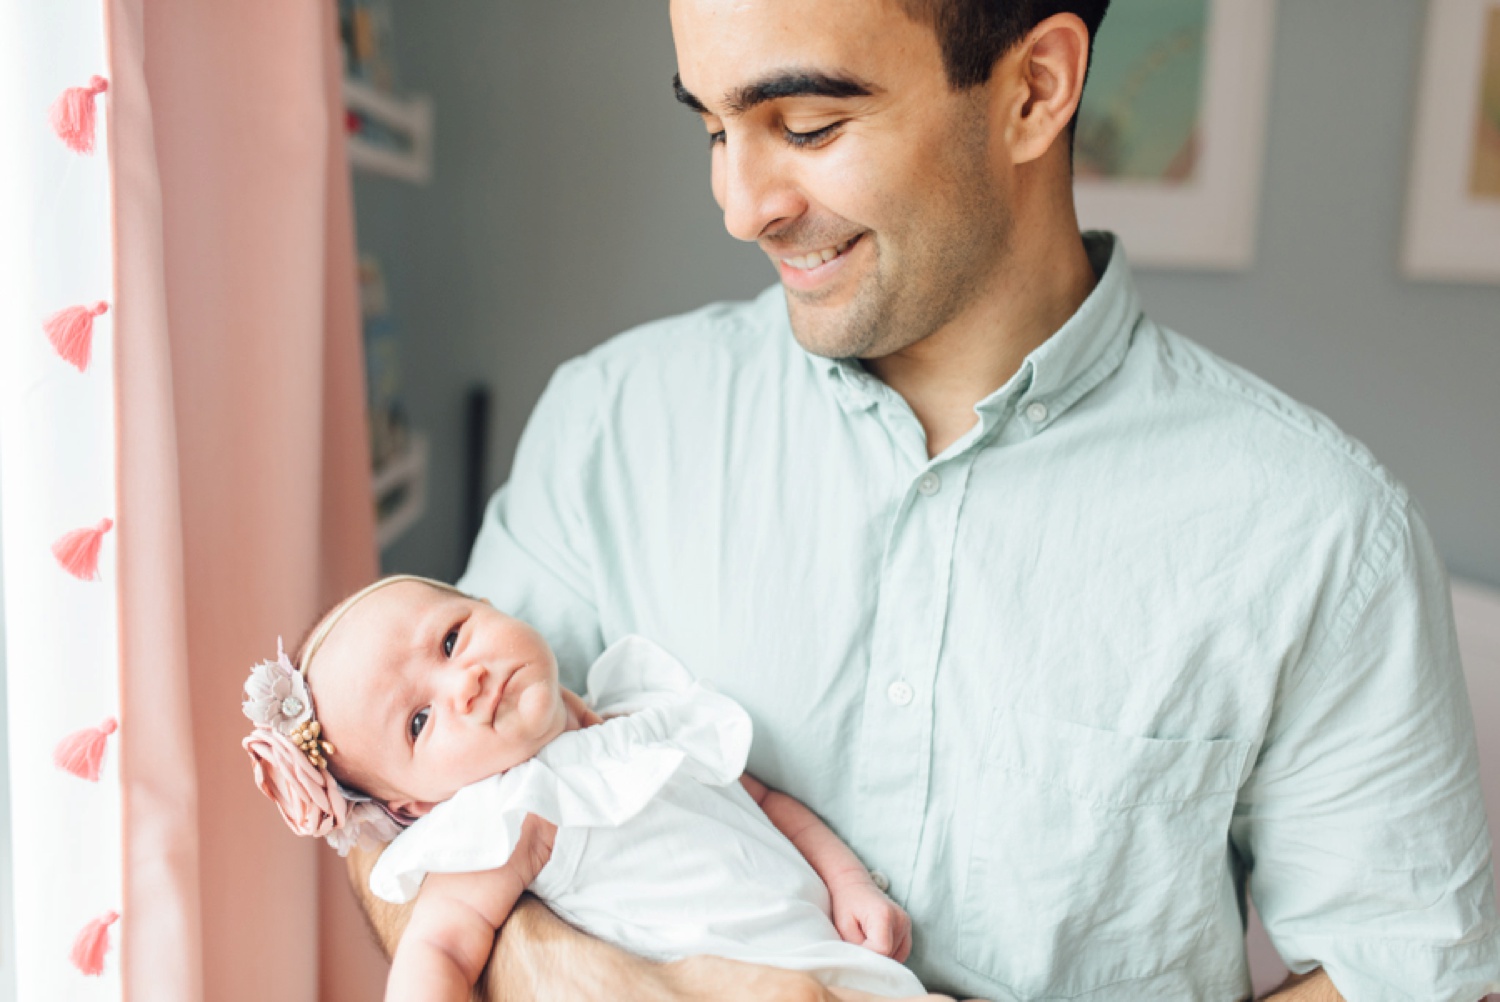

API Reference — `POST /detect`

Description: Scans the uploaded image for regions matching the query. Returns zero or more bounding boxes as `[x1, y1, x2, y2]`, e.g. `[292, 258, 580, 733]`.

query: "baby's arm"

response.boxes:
[384, 814, 556, 1002]
[740, 774, 912, 963]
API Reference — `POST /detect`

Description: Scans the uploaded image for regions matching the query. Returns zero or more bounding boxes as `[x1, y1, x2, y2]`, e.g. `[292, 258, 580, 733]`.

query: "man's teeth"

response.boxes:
[782, 237, 855, 271]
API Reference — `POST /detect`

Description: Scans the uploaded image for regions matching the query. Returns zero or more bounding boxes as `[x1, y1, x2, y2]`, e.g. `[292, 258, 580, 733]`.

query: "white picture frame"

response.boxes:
[1073, 0, 1278, 271]
[1402, 0, 1500, 284]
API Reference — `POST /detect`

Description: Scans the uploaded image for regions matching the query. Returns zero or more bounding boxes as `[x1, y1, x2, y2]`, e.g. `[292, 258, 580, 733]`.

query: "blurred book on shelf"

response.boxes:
[338, 0, 396, 92]
[358, 254, 408, 472]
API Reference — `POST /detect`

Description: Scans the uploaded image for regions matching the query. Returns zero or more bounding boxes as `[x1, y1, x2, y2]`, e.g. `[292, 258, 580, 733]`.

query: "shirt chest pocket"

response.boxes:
[956, 710, 1251, 999]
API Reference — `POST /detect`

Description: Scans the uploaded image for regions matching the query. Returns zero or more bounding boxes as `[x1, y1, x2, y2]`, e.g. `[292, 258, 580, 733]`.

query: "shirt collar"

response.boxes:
[795, 232, 1144, 425]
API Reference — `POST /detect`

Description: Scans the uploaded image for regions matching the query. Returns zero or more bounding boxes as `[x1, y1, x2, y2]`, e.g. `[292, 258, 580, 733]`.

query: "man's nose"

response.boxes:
[714, 138, 805, 244]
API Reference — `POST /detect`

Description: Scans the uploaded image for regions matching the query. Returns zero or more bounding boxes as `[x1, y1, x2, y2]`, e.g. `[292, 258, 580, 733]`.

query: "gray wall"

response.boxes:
[361, 0, 1500, 590]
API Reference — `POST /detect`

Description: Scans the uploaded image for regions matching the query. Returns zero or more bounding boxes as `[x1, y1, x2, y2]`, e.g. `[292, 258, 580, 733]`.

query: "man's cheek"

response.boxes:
[710, 152, 727, 210]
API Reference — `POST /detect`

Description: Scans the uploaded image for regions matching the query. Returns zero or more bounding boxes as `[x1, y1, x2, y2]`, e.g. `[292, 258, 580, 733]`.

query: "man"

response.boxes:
[351, 1, 1500, 998]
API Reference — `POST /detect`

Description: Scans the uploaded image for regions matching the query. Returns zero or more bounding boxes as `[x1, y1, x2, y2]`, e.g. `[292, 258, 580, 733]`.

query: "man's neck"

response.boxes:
[864, 227, 1097, 458]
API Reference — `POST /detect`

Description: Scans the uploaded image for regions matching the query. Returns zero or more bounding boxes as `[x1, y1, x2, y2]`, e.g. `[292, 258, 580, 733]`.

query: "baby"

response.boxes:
[242, 574, 929, 1000]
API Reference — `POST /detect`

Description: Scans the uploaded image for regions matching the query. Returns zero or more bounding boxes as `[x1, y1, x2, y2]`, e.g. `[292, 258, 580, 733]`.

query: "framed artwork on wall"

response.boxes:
[1403, 0, 1500, 284]
[1072, 0, 1277, 271]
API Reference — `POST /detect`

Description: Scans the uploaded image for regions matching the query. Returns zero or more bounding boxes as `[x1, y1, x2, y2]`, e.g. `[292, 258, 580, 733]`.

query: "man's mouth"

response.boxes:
[779, 234, 860, 271]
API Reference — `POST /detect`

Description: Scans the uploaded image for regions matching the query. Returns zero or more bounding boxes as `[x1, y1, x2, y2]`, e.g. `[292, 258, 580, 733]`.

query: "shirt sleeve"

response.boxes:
[458, 356, 607, 692]
[1230, 496, 1500, 1001]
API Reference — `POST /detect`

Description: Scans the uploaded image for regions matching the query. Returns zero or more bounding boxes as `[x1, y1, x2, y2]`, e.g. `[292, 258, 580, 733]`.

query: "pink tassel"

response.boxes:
[52, 517, 114, 581]
[49, 76, 109, 154]
[54, 718, 118, 782]
[44, 302, 109, 372]
[69, 910, 119, 976]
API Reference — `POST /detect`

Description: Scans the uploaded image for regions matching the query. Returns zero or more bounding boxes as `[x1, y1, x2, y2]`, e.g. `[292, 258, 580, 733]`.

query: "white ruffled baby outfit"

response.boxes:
[370, 635, 925, 997]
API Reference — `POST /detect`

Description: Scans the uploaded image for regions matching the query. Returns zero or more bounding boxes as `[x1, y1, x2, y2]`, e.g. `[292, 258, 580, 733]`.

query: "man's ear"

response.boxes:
[996, 12, 1091, 166]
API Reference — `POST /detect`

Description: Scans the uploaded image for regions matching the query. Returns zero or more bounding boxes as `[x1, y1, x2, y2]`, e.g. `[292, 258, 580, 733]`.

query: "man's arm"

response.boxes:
[346, 841, 930, 1002]
[1261, 969, 1343, 1001]
[384, 816, 556, 1002]
[1230, 502, 1499, 998]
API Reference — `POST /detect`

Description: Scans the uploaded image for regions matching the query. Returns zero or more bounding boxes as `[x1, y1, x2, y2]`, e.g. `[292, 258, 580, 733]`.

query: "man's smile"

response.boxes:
[778, 234, 860, 270]
[775, 232, 865, 291]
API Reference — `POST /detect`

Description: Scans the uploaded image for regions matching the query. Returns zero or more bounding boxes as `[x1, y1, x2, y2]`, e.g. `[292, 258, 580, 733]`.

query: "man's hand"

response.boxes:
[828, 876, 913, 962]
[664, 955, 955, 1002]
[1260, 968, 1345, 1001]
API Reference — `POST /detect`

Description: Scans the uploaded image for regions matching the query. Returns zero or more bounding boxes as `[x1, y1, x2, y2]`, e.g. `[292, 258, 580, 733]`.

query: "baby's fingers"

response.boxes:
[893, 915, 913, 963]
[861, 911, 895, 957]
[834, 911, 868, 947]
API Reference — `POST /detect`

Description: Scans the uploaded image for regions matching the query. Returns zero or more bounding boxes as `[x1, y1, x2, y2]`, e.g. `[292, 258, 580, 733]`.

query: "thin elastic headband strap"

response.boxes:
[300, 574, 469, 679]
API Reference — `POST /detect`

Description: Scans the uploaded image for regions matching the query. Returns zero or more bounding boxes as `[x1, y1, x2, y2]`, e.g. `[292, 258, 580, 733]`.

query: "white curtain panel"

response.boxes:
[0, 2, 124, 1000]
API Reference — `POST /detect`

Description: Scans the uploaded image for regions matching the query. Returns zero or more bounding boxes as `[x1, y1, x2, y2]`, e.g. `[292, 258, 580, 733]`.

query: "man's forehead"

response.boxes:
[670, 0, 920, 92]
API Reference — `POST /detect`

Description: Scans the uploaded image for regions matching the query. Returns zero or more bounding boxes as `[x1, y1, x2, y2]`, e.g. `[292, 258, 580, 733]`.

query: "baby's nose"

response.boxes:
[448, 663, 487, 714]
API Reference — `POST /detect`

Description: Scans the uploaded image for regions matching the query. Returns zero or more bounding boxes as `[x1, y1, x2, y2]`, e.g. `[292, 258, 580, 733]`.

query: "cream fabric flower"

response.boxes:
[242, 638, 312, 736]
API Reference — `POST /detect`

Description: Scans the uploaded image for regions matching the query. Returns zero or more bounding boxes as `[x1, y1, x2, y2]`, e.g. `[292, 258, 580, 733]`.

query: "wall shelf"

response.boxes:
[373, 431, 428, 550]
[343, 78, 433, 184]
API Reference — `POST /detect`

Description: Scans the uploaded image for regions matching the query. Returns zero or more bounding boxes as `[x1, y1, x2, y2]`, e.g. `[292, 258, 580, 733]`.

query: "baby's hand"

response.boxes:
[830, 875, 912, 962]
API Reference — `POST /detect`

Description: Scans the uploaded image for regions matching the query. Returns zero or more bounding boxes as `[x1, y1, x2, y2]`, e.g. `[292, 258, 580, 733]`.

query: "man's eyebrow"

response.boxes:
[672, 70, 879, 118]
[673, 73, 710, 114]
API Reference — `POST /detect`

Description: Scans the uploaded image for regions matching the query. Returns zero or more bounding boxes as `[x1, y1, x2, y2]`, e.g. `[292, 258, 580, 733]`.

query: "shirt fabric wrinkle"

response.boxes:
[460, 232, 1500, 1002]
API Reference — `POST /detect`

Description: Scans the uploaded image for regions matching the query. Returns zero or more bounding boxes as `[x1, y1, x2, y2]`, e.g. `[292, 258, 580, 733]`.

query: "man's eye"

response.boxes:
[784, 123, 840, 148]
[443, 627, 459, 657]
[707, 129, 726, 147]
[409, 707, 430, 741]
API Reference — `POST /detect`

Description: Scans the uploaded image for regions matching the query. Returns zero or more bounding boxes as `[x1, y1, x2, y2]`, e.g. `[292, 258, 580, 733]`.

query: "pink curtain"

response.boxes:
[107, 0, 383, 999]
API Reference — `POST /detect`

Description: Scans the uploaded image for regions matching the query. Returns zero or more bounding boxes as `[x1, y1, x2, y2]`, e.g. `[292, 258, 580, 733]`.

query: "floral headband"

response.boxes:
[240, 575, 468, 855]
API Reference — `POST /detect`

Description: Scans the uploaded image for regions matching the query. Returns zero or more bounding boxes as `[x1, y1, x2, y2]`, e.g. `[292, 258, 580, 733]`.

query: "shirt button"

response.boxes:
[871, 871, 891, 893]
[887, 680, 914, 706]
[1026, 401, 1049, 423]
[916, 471, 941, 496]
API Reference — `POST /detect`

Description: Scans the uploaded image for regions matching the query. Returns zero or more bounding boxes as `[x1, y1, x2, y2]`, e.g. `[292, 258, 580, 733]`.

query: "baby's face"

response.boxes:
[309, 581, 566, 817]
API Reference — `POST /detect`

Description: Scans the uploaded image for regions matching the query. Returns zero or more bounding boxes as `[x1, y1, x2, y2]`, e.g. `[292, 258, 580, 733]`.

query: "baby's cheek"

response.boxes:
[516, 683, 561, 729]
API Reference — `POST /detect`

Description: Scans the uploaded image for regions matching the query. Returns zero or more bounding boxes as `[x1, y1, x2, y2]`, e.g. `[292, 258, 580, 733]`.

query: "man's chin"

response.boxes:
[784, 300, 870, 360]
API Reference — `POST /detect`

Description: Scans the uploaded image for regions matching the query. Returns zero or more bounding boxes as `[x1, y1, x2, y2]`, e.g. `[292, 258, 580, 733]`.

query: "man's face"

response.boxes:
[671, 0, 1014, 359]
[310, 582, 566, 814]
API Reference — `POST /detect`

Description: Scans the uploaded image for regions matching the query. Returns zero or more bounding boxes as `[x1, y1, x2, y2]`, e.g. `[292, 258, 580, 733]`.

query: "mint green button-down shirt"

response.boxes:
[461, 235, 1500, 1000]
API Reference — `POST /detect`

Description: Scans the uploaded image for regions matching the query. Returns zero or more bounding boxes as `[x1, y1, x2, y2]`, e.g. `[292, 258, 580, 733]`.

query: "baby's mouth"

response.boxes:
[491, 664, 524, 722]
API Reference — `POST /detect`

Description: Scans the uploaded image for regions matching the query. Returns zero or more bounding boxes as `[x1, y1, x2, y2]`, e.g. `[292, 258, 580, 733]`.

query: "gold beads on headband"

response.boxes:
[290, 720, 336, 769]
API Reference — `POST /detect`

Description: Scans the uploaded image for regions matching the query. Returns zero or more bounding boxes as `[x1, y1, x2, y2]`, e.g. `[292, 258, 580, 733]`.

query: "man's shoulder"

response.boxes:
[1131, 322, 1409, 517]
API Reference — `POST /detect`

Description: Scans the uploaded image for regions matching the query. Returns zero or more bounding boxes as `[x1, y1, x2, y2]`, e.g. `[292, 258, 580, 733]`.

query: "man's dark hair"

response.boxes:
[896, 0, 1111, 90]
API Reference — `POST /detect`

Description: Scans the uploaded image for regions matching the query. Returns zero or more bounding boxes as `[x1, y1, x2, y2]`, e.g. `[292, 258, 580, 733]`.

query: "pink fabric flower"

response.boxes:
[243, 728, 348, 841]
[242, 727, 404, 855]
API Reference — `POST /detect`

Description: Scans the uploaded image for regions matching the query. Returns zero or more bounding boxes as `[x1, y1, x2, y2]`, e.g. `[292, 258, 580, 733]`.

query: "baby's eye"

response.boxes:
[409, 707, 430, 741]
[442, 627, 459, 657]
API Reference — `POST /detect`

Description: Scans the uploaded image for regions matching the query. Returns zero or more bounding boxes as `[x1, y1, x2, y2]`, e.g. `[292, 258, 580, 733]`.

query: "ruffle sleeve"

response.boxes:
[369, 635, 751, 903]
